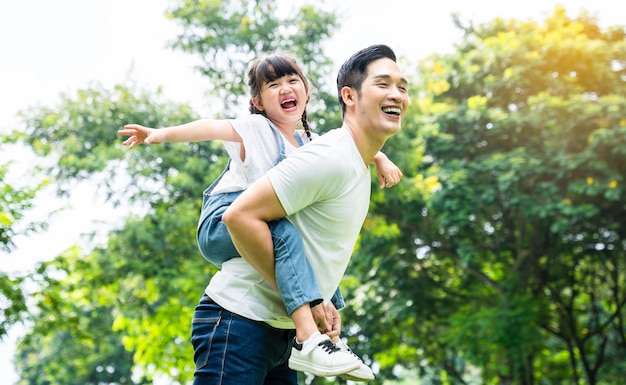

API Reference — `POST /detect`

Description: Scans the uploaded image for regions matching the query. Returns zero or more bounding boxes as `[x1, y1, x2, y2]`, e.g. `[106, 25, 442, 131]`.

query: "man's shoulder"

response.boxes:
[317, 127, 346, 139]
[304, 128, 350, 149]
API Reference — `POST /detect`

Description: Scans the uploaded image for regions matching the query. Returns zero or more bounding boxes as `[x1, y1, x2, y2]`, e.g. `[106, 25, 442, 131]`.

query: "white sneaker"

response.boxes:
[335, 339, 375, 382]
[289, 332, 361, 377]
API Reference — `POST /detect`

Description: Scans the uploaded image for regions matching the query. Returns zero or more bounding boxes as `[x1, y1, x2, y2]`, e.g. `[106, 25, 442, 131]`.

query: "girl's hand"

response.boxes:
[118, 124, 163, 148]
[374, 152, 403, 188]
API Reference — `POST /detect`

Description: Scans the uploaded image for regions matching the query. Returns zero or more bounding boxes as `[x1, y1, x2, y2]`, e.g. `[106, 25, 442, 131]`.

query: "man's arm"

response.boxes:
[223, 176, 333, 334]
[222, 175, 286, 288]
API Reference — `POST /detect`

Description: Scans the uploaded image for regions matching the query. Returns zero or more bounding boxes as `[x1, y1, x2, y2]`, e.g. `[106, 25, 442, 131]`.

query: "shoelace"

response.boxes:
[339, 342, 363, 361]
[318, 340, 342, 354]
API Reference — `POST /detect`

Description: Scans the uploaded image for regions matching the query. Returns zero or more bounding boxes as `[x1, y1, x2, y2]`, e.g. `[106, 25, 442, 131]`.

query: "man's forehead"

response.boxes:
[368, 60, 408, 85]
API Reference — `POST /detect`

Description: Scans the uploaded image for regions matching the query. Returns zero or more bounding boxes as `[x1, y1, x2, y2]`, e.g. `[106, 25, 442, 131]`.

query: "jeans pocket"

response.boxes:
[191, 307, 223, 370]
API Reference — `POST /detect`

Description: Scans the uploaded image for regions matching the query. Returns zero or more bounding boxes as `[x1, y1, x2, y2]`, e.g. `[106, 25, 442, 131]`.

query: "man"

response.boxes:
[192, 44, 409, 385]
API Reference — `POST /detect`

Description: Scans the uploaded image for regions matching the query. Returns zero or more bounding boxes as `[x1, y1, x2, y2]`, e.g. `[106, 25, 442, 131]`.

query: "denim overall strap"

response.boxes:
[202, 158, 231, 196]
[268, 120, 287, 166]
[294, 133, 304, 147]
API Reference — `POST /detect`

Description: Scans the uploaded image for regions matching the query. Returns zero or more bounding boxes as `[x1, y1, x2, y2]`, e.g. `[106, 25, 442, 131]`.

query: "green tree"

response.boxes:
[0, 151, 48, 253]
[14, 80, 203, 384]
[0, 136, 50, 339]
[342, 6, 626, 385]
[14, 248, 148, 385]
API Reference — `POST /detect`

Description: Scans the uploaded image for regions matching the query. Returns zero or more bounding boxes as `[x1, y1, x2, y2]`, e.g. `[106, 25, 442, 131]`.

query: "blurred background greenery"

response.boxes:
[2, 1, 625, 384]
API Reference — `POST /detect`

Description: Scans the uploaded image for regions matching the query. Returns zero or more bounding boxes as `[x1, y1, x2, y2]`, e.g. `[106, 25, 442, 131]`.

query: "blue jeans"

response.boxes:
[191, 295, 297, 385]
[197, 191, 332, 315]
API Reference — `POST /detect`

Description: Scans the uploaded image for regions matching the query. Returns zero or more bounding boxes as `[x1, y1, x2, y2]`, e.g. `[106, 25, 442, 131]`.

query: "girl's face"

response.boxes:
[253, 73, 308, 128]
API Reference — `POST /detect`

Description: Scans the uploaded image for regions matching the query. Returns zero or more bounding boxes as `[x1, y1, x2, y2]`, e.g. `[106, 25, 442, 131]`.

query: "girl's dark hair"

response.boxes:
[247, 52, 312, 141]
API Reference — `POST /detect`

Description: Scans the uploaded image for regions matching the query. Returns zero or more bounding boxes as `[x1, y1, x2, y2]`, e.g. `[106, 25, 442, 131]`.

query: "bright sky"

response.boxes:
[0, 0, 621, 382]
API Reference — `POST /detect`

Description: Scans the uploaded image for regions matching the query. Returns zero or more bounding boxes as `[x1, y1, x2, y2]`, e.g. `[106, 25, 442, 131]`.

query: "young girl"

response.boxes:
[118, 52, 401, 380]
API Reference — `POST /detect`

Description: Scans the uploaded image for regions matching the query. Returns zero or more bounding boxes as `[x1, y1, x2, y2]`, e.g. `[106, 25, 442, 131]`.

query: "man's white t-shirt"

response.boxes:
[206, 127, 371, 329]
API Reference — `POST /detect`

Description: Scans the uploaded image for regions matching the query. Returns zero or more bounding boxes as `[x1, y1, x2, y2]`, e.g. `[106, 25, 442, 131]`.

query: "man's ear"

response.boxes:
[251, 96, 264, 111]
[340, 86, 356, 107]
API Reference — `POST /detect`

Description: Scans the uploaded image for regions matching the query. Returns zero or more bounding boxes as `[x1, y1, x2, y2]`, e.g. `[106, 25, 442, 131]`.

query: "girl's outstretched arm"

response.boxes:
[118, 119, 241, 149]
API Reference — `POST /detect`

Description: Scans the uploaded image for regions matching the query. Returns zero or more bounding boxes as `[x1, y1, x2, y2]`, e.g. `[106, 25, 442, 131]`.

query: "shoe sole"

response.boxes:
[288, 359, 361, 377]
[339, 372, 375, 382]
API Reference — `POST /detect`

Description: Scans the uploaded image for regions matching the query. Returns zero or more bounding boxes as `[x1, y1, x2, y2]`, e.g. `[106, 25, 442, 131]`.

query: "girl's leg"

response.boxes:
[269, 219, 366, 378]
[200, 196, 343, 326]
[268, 218, 324, 320]
[290, 306, 322, 343]
[197, 191, 243, 268]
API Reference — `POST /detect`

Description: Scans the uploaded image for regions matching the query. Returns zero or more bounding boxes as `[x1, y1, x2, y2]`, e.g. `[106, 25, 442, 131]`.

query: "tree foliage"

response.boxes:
[18, 79, 202, 384]
[10, 3, 626, 385]
[0, 136, 51, 339]
[0, 152, 49, 253]
[14, 247, 145, 385]
[341, 6, 626, 385]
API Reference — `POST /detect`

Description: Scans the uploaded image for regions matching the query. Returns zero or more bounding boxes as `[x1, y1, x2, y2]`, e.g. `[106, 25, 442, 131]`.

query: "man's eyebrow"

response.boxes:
[372, 74, 409, 85]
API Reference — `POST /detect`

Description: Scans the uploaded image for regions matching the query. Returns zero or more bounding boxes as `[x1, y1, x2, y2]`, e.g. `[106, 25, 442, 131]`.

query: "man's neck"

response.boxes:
[341, 121, 385, 166]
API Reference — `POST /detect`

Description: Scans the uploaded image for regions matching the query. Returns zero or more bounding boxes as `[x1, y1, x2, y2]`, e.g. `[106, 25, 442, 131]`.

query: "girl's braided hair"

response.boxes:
[247, 52, 312, 142]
